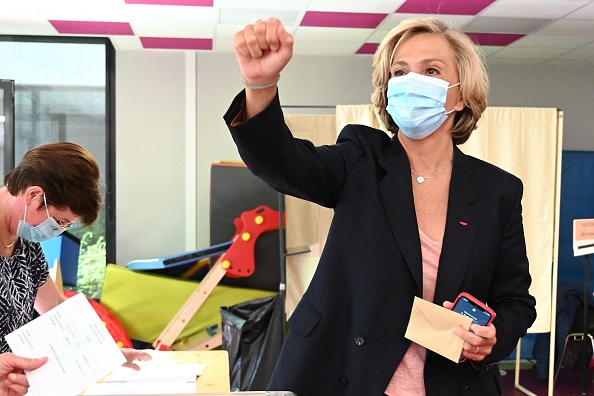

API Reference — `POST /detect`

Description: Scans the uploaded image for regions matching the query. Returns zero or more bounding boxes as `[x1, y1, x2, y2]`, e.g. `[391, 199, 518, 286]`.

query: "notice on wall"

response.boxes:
[5, 292, 126, 396]
[574, 219, 594, 257]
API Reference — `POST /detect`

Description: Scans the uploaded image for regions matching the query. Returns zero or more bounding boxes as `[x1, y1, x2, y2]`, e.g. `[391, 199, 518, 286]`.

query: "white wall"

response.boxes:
[116, 51, 594, 264]
[116, 51, 187, 264]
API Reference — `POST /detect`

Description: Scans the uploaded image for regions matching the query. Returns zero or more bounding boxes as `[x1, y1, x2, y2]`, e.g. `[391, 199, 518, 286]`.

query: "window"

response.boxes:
[0, 36, 115, 299]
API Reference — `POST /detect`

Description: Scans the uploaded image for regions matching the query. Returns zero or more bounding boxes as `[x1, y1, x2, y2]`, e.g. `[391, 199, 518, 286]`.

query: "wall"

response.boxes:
[115, 51, 187, 264]
[115, 50, 594, 263]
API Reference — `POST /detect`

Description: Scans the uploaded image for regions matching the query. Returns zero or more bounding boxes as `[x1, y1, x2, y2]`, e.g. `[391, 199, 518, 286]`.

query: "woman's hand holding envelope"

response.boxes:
[443, 301, 498, 362]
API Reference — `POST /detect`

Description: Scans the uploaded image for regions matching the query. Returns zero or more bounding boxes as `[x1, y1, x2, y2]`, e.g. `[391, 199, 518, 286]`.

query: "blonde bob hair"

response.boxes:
[371, 17, 489, 145]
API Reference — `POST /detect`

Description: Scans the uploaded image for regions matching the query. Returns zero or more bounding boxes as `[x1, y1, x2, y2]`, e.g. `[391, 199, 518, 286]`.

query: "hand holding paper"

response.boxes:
[5, 293, 126, 396]
[404, 296, 473, 362]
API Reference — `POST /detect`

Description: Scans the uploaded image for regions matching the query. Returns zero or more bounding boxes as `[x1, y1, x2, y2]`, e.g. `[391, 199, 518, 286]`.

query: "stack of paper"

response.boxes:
[82, 351, 205, 395]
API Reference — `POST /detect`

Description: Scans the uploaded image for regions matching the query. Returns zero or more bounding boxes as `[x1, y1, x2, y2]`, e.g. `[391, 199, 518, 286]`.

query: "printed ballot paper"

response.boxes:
[574, 218, 594, 257]
[5, 292, 126, 396]
[405, 296, 473, 362]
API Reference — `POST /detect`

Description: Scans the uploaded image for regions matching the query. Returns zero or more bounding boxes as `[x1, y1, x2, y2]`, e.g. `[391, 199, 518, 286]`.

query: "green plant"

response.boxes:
[73, 231, 107, 300]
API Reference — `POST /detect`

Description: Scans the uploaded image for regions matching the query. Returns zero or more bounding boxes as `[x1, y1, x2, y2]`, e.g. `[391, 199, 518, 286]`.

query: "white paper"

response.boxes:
[5, 292, 126, 396]
[81, 351, 204, 395]
[82, 382, 196, 395]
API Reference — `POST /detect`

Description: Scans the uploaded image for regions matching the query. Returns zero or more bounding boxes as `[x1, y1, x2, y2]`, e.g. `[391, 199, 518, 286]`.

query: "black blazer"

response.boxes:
[225, 91, 537, 396]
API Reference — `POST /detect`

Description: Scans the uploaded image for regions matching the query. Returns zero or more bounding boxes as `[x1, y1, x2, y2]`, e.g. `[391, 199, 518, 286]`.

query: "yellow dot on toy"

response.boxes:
[242, 232, 251, 241]
[222, 260, 231, 269]
[102, 321, 107, 326]
[255, 216, 264, 225]
[117, 341, 124, 348]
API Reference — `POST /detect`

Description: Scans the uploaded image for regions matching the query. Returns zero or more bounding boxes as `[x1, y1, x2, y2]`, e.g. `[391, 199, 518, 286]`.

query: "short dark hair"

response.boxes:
[4, 142, 102, 226]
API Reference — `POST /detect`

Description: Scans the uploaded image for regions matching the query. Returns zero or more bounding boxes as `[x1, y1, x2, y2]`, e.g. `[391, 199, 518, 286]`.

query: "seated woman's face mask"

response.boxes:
[386, 72, 460, 140]
[17, 193, 66, 243]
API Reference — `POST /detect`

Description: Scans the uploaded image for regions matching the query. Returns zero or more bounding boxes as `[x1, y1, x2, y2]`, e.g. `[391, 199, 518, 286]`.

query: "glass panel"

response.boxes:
[0, 41, 107, 299]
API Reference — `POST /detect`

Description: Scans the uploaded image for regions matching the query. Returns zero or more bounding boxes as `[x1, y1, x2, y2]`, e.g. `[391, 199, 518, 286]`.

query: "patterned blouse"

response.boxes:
[0, 239, 49, 353]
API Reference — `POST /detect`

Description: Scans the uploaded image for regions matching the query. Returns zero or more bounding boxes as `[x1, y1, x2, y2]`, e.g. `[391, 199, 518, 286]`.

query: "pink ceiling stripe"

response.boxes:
[50, 20, 134, 35]
[125, 0, 213, 5]
[301, 11, 387, 29]
[467, 32, 525, 46]
[141, 37, 212, 50]
[396, 0, 496, 16]
[356, 43, 379, 55]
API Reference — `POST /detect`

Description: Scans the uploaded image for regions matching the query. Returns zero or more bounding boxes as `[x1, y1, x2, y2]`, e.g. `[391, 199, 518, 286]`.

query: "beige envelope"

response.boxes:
[404, 296, 473, 363]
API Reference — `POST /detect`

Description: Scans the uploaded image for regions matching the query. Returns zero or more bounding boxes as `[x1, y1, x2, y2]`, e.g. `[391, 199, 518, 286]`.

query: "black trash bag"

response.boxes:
[221, 294, 284, 391]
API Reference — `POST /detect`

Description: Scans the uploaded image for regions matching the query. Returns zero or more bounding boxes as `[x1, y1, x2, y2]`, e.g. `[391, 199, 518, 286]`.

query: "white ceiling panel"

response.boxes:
[509, 34, 594, 48]
[295, 27, 374, 42]
[131, 22, 215, 38]
[307, 0, 404, 13]
[293, 40, 364, 55]
[463, 17, 551, 34]
[480, 0, 589, 18]
[536, 18, 594, 35]
[565, 1, 594, 18]
[218, 9, 301, 26]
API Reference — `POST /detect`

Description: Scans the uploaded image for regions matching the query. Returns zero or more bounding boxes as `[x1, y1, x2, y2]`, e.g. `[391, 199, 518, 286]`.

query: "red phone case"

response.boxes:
[451, 292, 496, 362]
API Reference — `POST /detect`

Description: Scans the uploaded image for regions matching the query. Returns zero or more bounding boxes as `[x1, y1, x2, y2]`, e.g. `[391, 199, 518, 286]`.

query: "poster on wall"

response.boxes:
[573, 218, 594, 256]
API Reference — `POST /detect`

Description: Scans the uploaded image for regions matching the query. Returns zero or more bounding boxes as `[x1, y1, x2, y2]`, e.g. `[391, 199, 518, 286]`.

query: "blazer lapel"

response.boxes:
[378, 139, 423, 294]
[434, 148, 479, 303]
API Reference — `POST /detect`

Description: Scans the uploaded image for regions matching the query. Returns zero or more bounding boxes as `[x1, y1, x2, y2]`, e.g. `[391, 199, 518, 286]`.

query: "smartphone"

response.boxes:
[451, 292, 496, 362]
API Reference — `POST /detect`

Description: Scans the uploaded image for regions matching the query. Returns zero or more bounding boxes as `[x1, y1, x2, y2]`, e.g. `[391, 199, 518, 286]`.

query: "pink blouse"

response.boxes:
[384, 229, 442, 396]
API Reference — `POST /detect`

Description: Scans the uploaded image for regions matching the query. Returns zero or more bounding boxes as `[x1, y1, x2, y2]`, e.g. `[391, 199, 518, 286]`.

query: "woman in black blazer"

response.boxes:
[225, 17, 536, 396]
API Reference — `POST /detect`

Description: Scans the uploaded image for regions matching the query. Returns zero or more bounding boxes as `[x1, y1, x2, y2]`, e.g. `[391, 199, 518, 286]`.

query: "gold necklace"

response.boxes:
[410, 158, 453, 184]
[1, 234, 17, 248]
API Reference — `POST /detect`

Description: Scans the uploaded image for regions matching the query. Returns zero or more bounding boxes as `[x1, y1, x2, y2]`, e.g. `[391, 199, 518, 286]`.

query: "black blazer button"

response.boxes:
[355, 336, 365, 345]
[458, 385, 470, 394]
[337, 377, 347, 387]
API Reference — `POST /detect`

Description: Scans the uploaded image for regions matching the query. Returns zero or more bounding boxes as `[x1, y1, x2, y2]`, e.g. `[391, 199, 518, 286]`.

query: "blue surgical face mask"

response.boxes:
[386, 72, 460, 140]
[17, 193, 66, 243]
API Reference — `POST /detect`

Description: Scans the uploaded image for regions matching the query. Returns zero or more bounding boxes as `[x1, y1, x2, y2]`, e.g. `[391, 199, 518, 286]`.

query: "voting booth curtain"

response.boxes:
[284, 106, 563, 387]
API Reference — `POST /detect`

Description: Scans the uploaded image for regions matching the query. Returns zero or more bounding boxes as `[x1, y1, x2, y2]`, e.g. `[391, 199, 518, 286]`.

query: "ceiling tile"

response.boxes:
[0, 20, 59, 36]
[467, 32, 524, 46]
[140, 36, 212, 50]
[308, 0, 405, 13]
[300, 11, 388, 29]
[536, 19, 594, 35]
[293, 40, 363, 55]
[565, 1, 594, 19]
[125, 4, 217, 24]
[132, 21, 215, 37]
[489, 46, 569, 59]
[542, 59, 593, 66]
[396, 0, 496, 15]
[378, 13, 474, 31]
[49, 21, 135, 35]
[479, 0, 589, 19]
[35, 0, 130, 21]
[510, 34, 594, 49]
[356, 43, 379, 55]
[125, 0, 213, 5]
[219, 9, 301, 26]
[463, 16, 551, 34]
[294, 27, 374, 42]
[216, 0, 310, 10]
